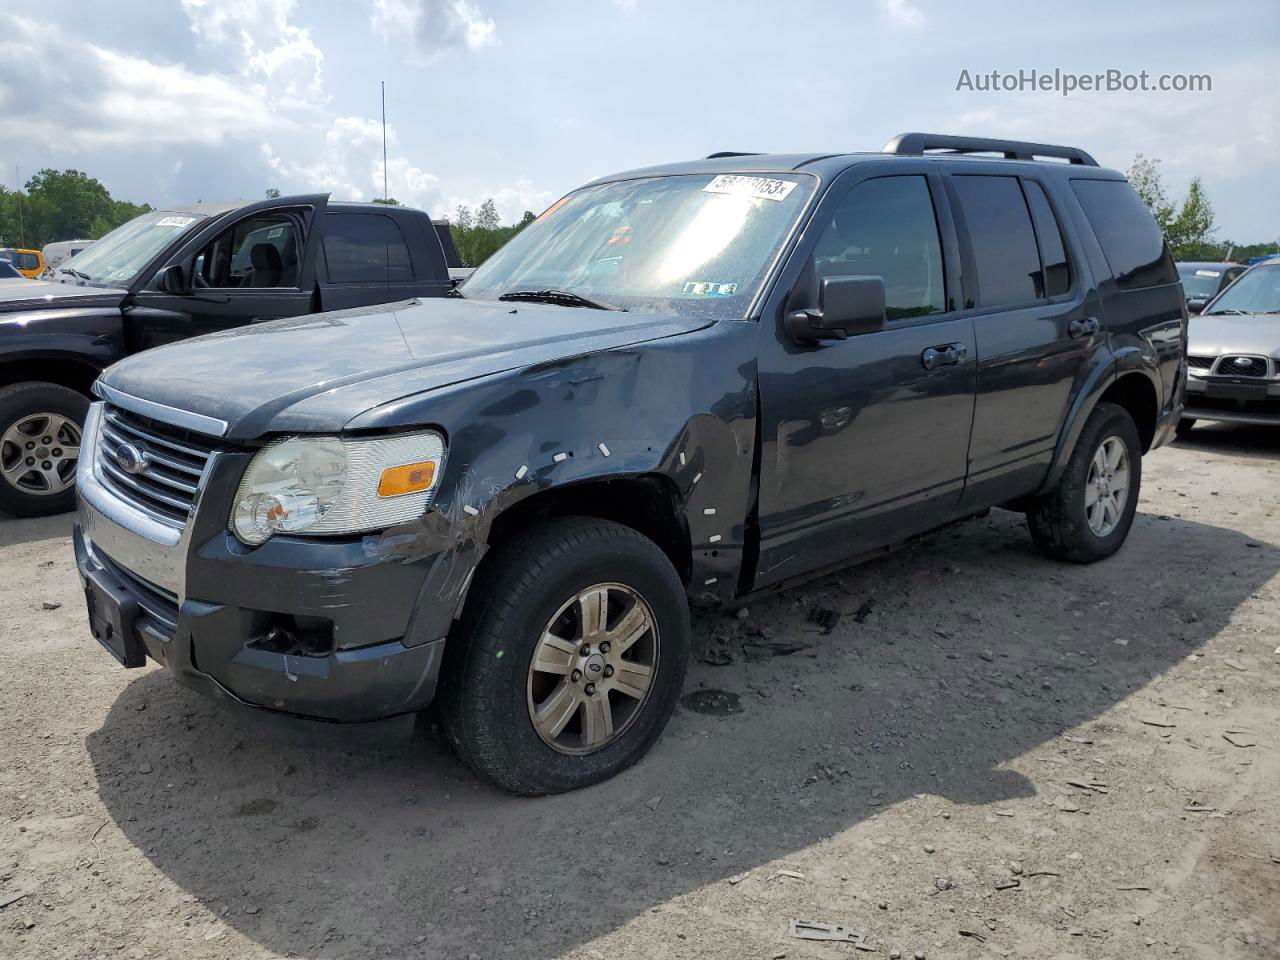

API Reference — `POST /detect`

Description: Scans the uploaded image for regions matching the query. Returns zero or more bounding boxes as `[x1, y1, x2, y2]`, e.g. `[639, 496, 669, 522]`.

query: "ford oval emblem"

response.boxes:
[114, 442, 150, 475]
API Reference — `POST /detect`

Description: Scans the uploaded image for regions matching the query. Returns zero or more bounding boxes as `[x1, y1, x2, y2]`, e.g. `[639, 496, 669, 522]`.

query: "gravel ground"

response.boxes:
[1, 424, 1277, 960]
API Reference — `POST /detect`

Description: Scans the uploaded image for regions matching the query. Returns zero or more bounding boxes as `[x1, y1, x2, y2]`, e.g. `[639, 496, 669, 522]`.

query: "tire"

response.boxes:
[436, 517, 690, 795]
[1175, 417, 1196, 438]
[0, 382, 89, 518]
[1026, 402, 1142, 564]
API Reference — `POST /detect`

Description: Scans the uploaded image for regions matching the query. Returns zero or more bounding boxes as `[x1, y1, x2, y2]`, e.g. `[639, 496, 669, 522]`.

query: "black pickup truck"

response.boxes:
[73, 135, 1186, 794]
[0, 195, 461, 516]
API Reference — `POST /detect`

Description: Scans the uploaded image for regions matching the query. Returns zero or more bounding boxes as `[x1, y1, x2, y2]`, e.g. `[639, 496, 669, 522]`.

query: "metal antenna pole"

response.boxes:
[381, 81, 388, 202]
[16, 164, 23, 247]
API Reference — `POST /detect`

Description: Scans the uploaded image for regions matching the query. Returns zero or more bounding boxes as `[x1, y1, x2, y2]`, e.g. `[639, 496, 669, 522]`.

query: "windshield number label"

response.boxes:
[156, 216, 197, 228]
[1194, 269, 1221, 278]
[703, 175, 797, 202]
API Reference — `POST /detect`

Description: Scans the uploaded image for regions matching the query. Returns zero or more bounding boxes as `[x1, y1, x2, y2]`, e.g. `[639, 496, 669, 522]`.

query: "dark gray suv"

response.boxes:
[74, 134, 1186, 793]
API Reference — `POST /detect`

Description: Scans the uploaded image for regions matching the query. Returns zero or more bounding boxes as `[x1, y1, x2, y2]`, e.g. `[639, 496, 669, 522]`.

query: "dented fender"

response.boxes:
[353, 319, 762, 645]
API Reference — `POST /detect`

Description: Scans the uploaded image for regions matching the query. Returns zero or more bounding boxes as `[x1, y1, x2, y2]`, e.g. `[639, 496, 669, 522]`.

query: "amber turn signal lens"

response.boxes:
[377, 461, 437, 498]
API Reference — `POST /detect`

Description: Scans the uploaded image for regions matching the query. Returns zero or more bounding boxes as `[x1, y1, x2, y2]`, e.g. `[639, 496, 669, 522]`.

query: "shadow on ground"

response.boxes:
[1173, 420, 1280, 458]
[85, 509, 1279, 958]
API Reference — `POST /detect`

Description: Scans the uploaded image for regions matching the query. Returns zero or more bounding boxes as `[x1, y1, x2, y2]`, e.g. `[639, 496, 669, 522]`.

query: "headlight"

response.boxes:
[231, 432, 445, 545]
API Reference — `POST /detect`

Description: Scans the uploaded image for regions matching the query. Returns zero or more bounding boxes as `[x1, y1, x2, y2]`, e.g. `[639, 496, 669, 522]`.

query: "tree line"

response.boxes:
[0, 170, 151, 248]
[4, 164, 1274, 266]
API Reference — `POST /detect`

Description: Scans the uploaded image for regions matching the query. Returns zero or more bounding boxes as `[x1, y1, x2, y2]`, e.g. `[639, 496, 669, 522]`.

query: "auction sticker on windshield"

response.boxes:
[703, 175, 798, 202]
[156, 216, 197, 228]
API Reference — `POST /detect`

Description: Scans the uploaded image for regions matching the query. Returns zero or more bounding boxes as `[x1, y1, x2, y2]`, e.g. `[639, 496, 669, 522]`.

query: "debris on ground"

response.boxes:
[807, 606, 841, 634]
[645, 795, 662, 811]
[1223, 731, 1257, 748]
[768, 870, 805, 883]
[743, 641, 811, 661]
[852, 600, 875, 623]
[40, 601, 60, 611]
[679, 689, 743, 716]
[0, 889, 33, 909]
[789, 920, 876, 950]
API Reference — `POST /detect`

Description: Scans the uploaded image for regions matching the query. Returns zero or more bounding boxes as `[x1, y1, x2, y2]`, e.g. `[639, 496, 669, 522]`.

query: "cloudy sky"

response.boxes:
[1, 0, 1276, 238]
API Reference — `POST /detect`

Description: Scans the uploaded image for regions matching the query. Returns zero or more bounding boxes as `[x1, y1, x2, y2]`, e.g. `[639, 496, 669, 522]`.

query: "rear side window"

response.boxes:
[1022, 181, 1072, 298]
[951, 175, 1042, 308]
[1071, 179, 1177, 290]
[811, 175, 945, 322]
[323, 213, 414, 283]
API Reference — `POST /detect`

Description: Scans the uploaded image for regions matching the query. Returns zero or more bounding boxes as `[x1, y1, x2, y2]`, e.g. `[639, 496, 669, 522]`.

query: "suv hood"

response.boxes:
[100, 297, 711, 438]
[0, 277, 127, 313]
[1189, 311, 1280, 359]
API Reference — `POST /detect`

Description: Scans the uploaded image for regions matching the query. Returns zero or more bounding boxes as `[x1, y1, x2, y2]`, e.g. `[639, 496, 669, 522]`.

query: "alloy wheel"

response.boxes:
[1085, 435, 1129, 537]
[526, 582, 659, 755]
[0, 413, 82, 496]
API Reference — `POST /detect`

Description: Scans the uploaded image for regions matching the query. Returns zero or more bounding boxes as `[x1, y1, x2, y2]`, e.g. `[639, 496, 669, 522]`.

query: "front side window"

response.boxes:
[811, 175, 945, 321]
[952, 175, 1043, 308]
[1204, 264, 1280, 316]
[323, 213, 414, 283]
[1071, 179, 1178, 290]
[52, 212, 206, 287]
[193, 214, 300, 289]
[461, 173, 815, 320]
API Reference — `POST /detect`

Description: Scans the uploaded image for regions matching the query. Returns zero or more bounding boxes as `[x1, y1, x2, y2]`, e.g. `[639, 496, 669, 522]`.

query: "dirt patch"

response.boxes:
[1, 423, 1278, 959]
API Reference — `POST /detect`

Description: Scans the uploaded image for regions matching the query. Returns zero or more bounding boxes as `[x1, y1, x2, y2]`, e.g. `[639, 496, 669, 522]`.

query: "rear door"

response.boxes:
[950, 173, 1098, 509]
[755, 170, 977, 588]
[317, 210, 450, 310]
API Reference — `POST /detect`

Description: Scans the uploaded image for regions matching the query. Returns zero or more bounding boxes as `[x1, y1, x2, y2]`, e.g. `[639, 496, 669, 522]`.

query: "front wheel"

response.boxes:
[0, 382, 89, 517]
[436, 517, 690, 795]
[1027, 402, 1142, 563]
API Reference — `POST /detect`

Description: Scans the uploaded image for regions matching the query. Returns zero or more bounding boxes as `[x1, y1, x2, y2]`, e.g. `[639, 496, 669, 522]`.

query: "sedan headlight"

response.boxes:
[231, 432, 445, 545]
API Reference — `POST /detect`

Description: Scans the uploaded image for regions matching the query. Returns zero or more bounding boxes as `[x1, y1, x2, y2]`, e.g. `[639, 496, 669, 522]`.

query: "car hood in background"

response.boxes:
[0, 277, 127, 313]
[100, 297, 712, 438]
[1188, 312, 1280, 359]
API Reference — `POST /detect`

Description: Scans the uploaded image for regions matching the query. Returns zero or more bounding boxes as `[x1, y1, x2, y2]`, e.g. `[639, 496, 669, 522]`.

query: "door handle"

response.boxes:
[1069, 317, 1099, 339]
[921, 342, 968, 370]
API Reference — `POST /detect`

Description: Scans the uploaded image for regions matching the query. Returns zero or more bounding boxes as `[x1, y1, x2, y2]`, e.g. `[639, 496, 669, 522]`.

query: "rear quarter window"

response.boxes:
[1070, 179, 1177, 290]
[323, 213, 415, 283]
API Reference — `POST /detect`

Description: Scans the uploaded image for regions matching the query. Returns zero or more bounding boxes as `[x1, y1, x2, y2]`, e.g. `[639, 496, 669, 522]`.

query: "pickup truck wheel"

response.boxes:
[1026, 401, 1142, 564]
[0, 382, 88, 518]
[436, 517, 690, 795]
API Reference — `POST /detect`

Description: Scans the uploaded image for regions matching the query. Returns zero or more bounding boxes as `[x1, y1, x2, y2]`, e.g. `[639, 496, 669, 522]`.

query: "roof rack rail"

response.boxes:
[882, 133, 1098, 166]
[704, 151, 762, 159]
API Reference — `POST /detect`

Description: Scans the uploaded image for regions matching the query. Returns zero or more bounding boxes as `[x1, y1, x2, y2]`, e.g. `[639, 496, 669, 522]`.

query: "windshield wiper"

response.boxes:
[1205, 308, 1248, 315]
[58, 267, 91, 282]
[497, 289, 626, 311]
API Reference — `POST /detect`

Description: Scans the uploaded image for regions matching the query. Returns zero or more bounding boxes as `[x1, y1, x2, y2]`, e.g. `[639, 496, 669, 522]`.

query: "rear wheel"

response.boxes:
[436, 517, 690, 795]
[1027, 402, 1142, 563]
[0, 382, 88, 517]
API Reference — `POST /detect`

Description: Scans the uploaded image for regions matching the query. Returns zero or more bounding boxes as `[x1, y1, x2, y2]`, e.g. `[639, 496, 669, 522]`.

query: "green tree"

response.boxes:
[264, 187, 281, 199]
[0, 169, 149, 247]
[371, 197, 401, 205]
[1127, 155, 1217, 257]
[475, 199, 500, 231]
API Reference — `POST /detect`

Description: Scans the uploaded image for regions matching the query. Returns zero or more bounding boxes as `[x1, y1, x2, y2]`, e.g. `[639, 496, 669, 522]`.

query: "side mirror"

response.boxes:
[1186, 297, 1208, 315]
[155, 263, 190, 295]
[787, 275, 886, 342]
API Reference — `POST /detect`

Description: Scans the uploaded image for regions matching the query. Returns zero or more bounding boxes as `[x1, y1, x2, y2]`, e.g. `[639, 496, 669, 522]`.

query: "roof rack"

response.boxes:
[882, 133, 1098, 166]
[704, 151, 762, 159]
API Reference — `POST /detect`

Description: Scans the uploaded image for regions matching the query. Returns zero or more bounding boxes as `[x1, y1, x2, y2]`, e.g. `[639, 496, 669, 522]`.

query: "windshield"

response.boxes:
[460, 173, 815, 319]
[1177, 264, 1225, 299]
[1205, 264, 1280, 315]
[62, 211, 206, 287]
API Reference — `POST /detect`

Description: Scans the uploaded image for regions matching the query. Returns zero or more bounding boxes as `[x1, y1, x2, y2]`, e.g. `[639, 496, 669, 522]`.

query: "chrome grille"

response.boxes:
[1186, 355, 1214, 370]
[95, 404, 219, 526]
[1217, 356, 1268, 378]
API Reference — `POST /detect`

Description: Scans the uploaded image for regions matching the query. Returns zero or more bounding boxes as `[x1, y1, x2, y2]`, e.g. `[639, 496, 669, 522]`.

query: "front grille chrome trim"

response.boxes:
[96, 382, 229, 438]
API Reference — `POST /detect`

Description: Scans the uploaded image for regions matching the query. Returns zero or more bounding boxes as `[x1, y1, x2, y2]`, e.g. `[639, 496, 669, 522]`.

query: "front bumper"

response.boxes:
[1184, 375, 1280, 426]
[74, 403, 456, 723]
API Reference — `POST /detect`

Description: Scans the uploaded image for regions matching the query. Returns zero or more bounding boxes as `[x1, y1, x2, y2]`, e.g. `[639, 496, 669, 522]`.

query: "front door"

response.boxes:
[123, 199, 324, 353]
[755, 172, 976, 589]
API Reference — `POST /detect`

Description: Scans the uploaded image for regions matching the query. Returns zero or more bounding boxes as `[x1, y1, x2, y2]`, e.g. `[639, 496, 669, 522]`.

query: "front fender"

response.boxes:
[354, 322, 760, 646]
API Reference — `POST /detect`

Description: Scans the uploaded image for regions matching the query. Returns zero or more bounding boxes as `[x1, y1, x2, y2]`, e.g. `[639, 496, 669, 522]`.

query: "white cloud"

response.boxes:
[180, 0, 325, 105]
[879, 0, 927, 32]
[371, 0, 498, 63]
[0, 16, 275, 149]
